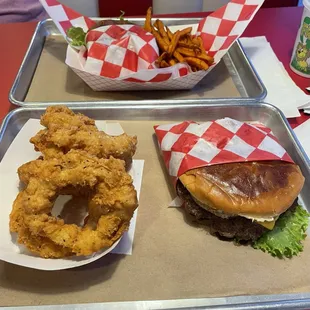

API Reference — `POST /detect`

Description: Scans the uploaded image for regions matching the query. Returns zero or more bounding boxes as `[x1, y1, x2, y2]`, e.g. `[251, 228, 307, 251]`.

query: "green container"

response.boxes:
[290, 0, 310, 77]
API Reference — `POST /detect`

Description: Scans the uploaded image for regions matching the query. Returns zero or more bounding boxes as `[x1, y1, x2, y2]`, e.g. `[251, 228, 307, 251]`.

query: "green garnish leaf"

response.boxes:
[253, 205, 309, 258]
[119, 10, 125, 21]
[66, 26, 86, 47]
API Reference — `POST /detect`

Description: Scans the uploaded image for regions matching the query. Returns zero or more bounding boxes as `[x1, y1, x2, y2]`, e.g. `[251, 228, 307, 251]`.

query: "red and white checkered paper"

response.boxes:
[39, 0, 264, 91]
[154, 118, 294, 186]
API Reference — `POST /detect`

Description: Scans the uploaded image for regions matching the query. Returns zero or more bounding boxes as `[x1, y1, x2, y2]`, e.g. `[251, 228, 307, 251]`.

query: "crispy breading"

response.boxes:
[18, 226, 73, 258]
[10, 150, 138, 258]
[30, 106, 137, 166]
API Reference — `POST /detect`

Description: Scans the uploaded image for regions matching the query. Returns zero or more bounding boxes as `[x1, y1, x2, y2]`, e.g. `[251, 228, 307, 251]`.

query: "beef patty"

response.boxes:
[176, 181, 267, 241]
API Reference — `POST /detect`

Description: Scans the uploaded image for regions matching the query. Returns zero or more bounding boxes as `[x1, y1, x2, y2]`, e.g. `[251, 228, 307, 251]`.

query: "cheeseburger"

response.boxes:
[176, 160, 305, 241]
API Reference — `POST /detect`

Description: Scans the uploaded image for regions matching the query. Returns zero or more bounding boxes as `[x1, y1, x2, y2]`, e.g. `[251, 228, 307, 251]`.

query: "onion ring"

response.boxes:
[10, 150, 138, 258]
[30, 106, 137, 167]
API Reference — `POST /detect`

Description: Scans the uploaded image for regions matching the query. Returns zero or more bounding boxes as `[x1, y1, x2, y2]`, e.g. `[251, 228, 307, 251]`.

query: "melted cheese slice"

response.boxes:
[256, 220, 276, 230]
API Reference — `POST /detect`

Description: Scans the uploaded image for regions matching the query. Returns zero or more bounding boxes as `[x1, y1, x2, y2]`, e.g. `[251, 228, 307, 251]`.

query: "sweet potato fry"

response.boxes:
[152, 25, 181, 67]
[178, 42, 198, 49]
[151, 27, 169, 51]
[152, 23, 170, 45]
[177, 47, 199, 57]
[197, 36, 214, 65]
[192, 37, 200, 46]
[178, 27, 192, 38]
[160, 60, 170, 68]
[155, 52, 167, 68]
[184, 57, 209, 70]
[168, 58, 177, 66]
[203, 54, 214, 65]
[156, 51, 167, 63]
[168, 30, 180, 55]
[196, 36, 204, 48]
[144, 8, 212, 70]
[173, 50, 184, 63]
[156, 20, 169, 42]
[166, 26, 173, 41]
[179, 34, 190, 43]
[153, 19, 159, 30]
[163, 37, 171, 45]
[155, 49, 181, 68]
[168, 27, 193, 55]
[154, 28, 184, 63]
[144, 7, 153, 32]
[162, 36, 170, 45]
[177, 47, 213, 63]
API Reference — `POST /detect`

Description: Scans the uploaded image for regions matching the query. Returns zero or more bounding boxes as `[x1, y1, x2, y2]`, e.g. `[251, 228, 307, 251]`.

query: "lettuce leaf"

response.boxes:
[253, 205, 309, 258]
[66, 27, 86, 47]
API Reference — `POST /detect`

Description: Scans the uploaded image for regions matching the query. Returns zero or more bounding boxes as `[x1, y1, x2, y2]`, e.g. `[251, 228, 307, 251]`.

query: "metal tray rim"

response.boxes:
[2, 293, 310, 310]
[8, 19, 267, 107]
[1, 102, 308, 173]
[1, 102, 309, 310]
[9, 21, 42, 107]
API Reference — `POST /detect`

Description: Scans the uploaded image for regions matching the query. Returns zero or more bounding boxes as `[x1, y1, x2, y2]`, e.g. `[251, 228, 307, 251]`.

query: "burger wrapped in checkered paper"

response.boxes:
[39, 0, 264, 91]
[154, 118, 309, 260]
[154, 118, 294, 187]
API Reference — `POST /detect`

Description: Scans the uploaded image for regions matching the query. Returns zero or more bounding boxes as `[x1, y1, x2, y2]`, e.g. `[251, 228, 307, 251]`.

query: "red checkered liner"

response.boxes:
[39, 0, 96, 37]
[154, 118, 294, 186]
[39, 0, 264, 90]
[77, 24, 159, 78]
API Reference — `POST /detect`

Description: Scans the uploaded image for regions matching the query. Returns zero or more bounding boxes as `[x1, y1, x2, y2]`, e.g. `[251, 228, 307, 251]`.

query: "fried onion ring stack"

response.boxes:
[9, 107, 138, 259]
[30, 106, 137, 167]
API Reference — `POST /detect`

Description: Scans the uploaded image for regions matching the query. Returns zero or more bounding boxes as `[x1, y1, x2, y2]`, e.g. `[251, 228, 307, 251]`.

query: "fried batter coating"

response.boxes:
[10, 150, 138, 258]
[18, 226, 73, 258]
[30, 106, 137, 166]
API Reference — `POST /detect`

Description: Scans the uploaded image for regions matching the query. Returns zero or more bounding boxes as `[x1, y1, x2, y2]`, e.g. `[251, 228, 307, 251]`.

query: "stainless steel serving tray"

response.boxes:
[9, 18, 266, 107]
[0, 103, 309, 310]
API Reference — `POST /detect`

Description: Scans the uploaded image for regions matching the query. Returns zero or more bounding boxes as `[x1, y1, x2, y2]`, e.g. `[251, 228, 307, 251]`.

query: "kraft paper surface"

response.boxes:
[0, 120, 310, 307]
[25, 36, 241, 102]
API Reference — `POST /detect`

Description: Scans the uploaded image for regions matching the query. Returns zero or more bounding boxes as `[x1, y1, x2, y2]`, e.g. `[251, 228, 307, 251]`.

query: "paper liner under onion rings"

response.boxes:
[9, 150, 138, 258]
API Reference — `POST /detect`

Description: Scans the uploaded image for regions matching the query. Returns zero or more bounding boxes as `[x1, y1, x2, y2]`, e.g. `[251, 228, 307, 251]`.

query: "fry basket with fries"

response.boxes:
[40, 0, 265, 91]
[144, 8, 214, 72]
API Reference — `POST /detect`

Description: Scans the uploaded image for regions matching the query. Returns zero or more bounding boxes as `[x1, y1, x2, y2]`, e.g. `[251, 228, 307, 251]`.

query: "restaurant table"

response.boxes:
[0, 6, 309, 129]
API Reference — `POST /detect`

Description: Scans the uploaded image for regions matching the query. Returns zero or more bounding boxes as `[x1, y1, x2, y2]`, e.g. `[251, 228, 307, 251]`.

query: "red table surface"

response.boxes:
[0, 7, 309, 129]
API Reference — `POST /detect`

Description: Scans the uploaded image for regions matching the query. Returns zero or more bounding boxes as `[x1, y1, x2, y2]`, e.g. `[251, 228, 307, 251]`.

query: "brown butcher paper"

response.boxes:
[25, 36, 241, 102]
[0, 120, 310, 307]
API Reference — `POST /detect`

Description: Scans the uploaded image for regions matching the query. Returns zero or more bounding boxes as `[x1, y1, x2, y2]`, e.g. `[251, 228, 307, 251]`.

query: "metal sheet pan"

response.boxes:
[0, 103, 309, 309]
[9, 19, 266, 107]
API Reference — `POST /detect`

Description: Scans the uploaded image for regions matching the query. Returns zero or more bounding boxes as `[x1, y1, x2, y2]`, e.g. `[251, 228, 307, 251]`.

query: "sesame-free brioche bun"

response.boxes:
[179, 161, 305, 221]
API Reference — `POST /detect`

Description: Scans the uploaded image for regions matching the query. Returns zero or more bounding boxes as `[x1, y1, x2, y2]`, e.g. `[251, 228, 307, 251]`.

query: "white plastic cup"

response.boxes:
[290, 0, 310, 77]
[152, 0, 203, 14]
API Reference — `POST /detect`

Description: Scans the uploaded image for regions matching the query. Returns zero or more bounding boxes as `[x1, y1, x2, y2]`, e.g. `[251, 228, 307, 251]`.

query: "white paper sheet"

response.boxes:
[169, 197, 183, 208]
[0, 119, 144, 270]
[294, 119, 310, 161]
[240, 36, 310, 118]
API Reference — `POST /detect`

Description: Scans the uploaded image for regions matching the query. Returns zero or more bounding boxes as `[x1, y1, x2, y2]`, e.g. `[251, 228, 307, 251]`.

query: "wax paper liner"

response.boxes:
[154, 118, 294, 187]
[39, 0, 264, 91]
